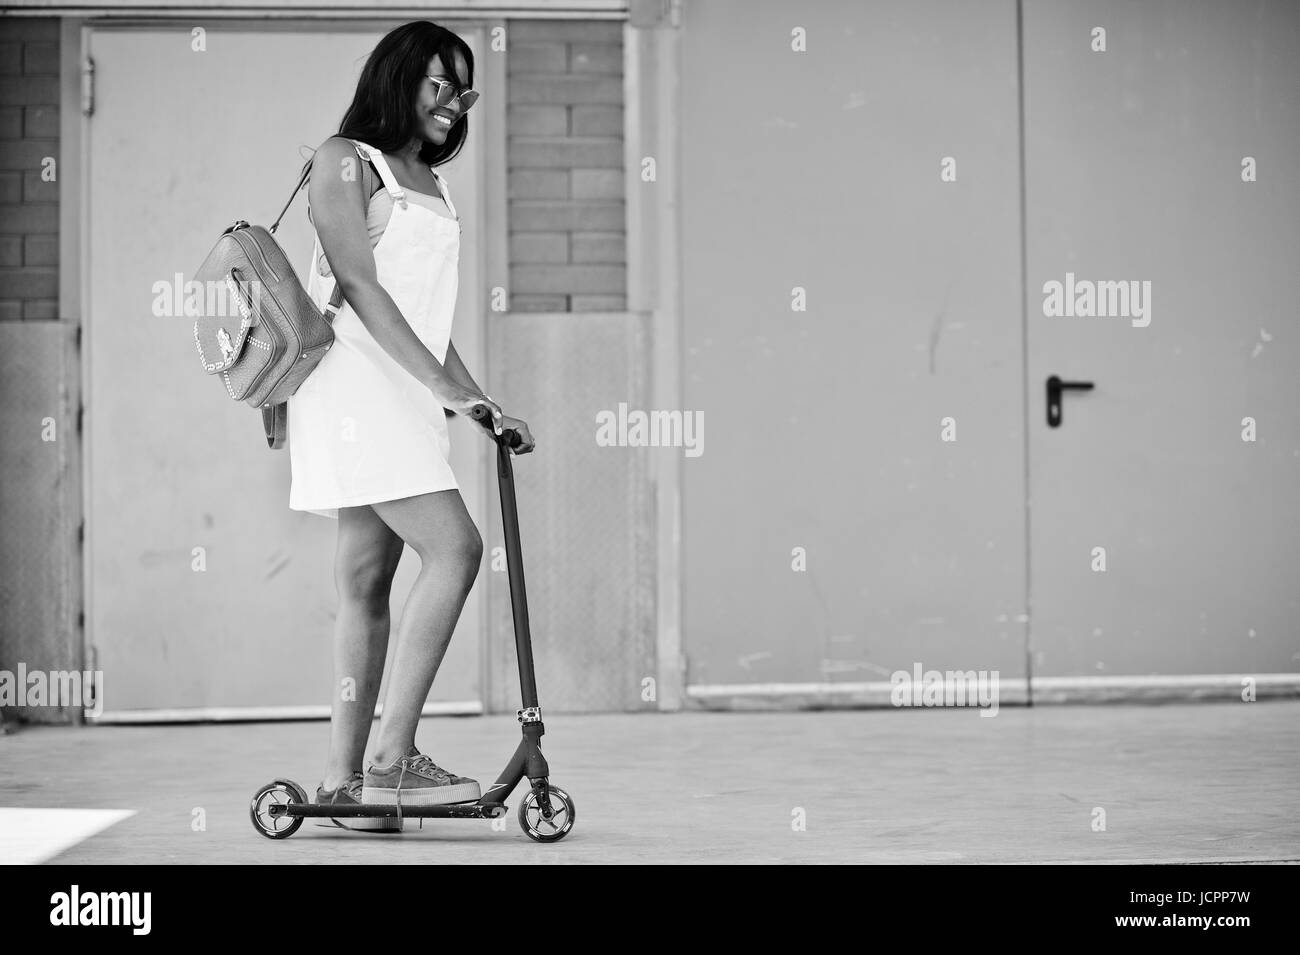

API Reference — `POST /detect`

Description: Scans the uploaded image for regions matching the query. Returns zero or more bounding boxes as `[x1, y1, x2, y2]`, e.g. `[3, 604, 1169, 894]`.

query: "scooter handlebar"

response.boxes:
[470, 403, 524, 450]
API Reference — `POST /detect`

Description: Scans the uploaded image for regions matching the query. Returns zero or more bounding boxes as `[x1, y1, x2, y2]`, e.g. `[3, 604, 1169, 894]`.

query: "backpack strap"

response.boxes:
[269, 164, 310, 235]
[261, 140, 378, 451]
[263, 402, 288, 450]
[271, 137, 380, 231]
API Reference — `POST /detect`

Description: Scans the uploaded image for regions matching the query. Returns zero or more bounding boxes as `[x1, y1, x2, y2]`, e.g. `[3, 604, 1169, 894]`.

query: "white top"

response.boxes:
[316, 183, 454, 280]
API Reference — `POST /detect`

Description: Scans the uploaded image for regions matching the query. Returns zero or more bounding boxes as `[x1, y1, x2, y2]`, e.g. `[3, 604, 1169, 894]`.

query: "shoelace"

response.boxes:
[341, 773, 365, 800]
[327, 772, 390, 831]
[403, 753, 453, 782]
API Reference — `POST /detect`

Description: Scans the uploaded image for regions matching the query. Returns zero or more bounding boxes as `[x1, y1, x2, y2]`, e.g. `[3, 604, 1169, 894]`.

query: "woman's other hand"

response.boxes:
[499, 416, 535, 454]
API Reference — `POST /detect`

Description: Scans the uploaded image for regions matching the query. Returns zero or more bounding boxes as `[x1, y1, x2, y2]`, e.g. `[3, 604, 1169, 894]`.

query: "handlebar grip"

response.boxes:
[469, 403, 523, 450]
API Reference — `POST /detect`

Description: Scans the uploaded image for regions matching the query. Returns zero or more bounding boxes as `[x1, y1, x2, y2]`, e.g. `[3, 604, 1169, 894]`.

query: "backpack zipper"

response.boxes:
[231, 226, 280, 284]
[227, 226, 340, 404]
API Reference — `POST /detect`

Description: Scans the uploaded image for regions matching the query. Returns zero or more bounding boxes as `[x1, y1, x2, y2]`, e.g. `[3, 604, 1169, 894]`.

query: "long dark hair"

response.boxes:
[337, 21, 473, 166]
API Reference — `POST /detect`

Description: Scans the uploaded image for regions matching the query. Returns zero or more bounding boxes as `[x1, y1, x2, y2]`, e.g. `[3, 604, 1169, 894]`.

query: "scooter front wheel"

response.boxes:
[250, 779, 308, 840]
[518, 784, 576, 843]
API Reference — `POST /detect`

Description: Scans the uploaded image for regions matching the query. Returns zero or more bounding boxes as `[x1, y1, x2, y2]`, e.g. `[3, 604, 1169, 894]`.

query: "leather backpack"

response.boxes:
[191, 146, 377, 448]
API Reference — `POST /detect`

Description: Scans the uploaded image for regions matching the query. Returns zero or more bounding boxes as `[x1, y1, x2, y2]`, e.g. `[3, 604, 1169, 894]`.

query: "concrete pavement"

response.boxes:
[1, 702, 1296, 864]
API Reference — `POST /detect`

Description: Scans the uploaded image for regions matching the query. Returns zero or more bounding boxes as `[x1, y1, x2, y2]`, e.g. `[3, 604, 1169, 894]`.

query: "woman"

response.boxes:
[287, 21, 534, 830]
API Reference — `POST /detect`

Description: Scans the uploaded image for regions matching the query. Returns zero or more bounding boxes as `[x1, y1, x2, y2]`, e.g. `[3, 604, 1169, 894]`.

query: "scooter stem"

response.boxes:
[469, 404, 538, 708]
[494, 437, 540, 708]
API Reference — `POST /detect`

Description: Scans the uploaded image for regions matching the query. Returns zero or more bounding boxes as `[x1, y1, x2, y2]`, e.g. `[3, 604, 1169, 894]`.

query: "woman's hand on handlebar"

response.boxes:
[499, 416, 536, 454]
[436, 383, 504, 435]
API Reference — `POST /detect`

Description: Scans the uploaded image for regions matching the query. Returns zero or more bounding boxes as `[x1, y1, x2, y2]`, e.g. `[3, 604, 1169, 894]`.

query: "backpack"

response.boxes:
[191, 142, 377, 448]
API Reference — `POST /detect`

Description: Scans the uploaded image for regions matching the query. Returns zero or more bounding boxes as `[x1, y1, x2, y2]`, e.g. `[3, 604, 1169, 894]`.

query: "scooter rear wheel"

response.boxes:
[517, 784, 575, 843]
[250, 779, 308, 840]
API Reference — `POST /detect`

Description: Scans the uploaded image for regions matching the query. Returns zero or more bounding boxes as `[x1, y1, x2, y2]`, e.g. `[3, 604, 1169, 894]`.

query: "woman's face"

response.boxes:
[414, 50, 471, 146]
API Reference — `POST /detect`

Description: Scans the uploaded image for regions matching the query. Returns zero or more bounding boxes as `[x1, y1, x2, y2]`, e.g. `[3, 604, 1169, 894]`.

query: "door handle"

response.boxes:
[1046, 375, 1094, 428]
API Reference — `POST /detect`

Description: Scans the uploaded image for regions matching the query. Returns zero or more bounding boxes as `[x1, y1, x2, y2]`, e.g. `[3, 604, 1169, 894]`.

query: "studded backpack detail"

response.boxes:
[191, 148, 376, 449]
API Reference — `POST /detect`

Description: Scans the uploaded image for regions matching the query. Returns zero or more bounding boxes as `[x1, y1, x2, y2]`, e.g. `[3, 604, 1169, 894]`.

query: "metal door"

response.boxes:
[1023, 0, 1300, 685]
[680, 0, 1028, 700]
[85, 22, 488, 718]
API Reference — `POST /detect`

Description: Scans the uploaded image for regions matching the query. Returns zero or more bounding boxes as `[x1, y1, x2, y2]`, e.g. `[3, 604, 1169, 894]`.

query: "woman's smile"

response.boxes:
[425, 109, 455, 140]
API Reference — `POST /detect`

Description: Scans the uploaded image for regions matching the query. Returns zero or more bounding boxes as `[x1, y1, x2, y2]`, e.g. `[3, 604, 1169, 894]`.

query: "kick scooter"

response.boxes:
[250, 404, 576, 843]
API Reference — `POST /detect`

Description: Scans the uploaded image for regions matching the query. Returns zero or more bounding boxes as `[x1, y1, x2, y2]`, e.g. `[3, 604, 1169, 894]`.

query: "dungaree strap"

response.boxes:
[432, 170, 458, 219]
[351, 141, 408, 208]
[348, 141, 457, 220]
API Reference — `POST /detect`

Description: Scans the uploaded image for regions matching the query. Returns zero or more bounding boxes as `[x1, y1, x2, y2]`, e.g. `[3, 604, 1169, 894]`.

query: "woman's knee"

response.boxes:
[415, 520, 482, 581]
[336, 549, 398, 612]
[462, 523, 484, 567]
[444, 522, 484, 579]
[372, 492, 482, 581]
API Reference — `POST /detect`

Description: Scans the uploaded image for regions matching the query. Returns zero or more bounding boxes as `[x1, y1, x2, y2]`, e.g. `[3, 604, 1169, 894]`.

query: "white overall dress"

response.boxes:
[288, 140, 462, 518]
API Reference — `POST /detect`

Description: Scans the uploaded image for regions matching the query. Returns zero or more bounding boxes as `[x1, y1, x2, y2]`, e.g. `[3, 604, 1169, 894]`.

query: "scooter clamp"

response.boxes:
[517, 706, 542, 724]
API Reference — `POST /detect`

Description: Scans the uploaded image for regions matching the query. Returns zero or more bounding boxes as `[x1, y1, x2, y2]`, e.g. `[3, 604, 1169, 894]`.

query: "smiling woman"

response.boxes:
[279, 20, 535, 830]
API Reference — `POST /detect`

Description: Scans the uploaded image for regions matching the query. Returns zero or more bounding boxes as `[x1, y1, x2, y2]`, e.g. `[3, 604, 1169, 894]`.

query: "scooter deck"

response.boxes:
[272, 802, 508, 820]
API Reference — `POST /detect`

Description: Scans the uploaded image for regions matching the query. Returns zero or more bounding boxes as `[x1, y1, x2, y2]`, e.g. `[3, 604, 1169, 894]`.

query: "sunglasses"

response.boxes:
[426, 75, 480, 112]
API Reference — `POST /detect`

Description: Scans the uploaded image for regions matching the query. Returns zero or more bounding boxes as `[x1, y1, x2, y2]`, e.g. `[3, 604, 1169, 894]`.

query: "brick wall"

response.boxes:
[507, 20, 626, 312]
[0, 18, 71, 726]
[0, 18, 59, 322]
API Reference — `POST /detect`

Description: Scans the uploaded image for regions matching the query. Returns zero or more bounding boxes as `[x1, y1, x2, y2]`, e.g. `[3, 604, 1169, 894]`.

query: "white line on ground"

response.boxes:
[0, 808, 137, 864]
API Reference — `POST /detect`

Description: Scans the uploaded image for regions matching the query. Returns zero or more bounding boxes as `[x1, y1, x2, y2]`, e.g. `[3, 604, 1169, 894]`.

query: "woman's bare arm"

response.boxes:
[442, 339, 484, 393]
[308, 137, 496, 420]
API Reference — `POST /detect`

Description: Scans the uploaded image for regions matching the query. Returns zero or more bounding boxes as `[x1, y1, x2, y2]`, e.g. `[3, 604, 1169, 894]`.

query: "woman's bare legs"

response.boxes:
[367, 488, 483, 765]
[322, 504, 405, 790]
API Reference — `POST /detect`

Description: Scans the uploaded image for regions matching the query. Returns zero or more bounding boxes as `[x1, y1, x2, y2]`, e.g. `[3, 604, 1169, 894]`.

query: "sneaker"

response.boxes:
[362, 746, 481, 806]
[315, 771, 402, 832]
